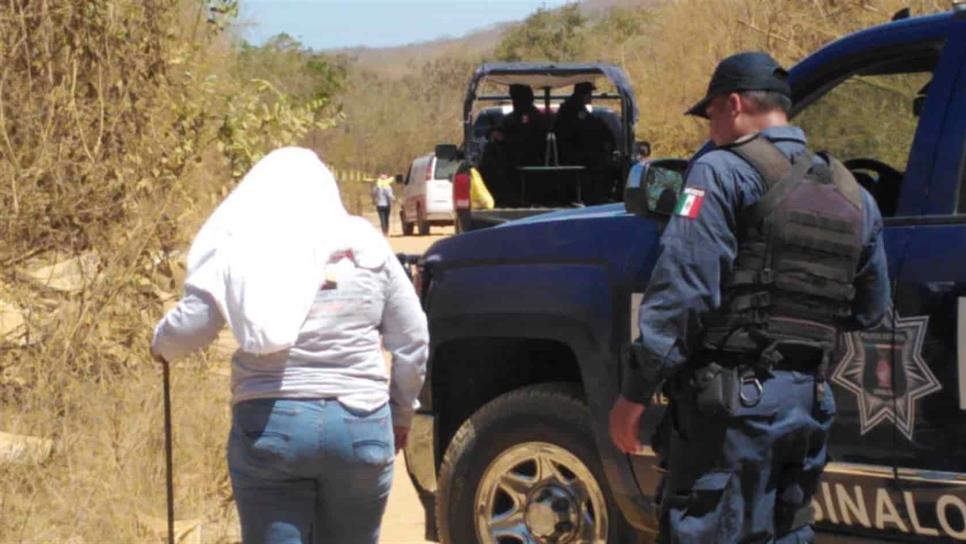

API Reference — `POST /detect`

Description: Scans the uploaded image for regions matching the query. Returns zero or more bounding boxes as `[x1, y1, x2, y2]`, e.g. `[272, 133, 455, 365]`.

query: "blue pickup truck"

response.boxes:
[403, 7, 966, 543]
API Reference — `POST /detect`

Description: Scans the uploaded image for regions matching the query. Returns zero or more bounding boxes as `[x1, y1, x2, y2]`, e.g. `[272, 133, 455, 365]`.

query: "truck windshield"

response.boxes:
[795, 48, 940, 217]
[797, 70, 933, 173]
[434, 158, 461, 181]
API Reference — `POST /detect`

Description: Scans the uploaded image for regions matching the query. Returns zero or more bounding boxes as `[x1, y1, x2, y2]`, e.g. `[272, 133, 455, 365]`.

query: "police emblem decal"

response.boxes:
[832, 308, 940, 440]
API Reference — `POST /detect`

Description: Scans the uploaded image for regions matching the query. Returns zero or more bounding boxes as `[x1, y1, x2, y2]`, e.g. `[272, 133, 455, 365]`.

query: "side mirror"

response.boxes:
[394, 174, 404, 184]
[635, 140, 652, 159]
[435, 144, 460, 161]
[624, 158, 688, 217]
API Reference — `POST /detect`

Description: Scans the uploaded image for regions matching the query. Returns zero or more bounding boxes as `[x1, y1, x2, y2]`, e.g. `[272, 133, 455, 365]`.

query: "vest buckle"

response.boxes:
[759, 268, 774, 284]
[739, 375, 763, 407]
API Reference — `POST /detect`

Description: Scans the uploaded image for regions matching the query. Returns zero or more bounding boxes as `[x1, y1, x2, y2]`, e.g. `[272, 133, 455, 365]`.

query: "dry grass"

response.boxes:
[1, 363, 233, 542]
[622, 0, 949, 157]
[0, 1, 322, 541]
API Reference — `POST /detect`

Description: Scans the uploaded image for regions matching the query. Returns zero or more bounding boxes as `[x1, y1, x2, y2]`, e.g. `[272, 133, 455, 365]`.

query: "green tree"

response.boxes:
[236, 33, 347, 109]
[495, 3, 587, 62]
[589, 7, 652, 68]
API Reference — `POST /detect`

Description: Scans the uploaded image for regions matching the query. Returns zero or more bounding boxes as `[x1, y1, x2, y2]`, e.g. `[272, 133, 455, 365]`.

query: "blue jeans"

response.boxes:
[227, 399, 395, 544]
[375, 206, 390, 235]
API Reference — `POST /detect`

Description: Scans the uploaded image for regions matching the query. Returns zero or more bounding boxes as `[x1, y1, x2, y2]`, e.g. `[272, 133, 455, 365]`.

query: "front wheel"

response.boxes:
[436, 383, 640, 544]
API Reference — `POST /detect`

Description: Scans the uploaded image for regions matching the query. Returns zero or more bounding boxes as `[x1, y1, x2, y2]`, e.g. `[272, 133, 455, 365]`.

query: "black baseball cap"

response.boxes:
[686, 52, 791, 118]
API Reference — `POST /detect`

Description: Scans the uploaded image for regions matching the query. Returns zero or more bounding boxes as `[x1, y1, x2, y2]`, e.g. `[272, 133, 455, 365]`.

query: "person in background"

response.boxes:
[151, 147, 428, 544]
[554, 81, 596, 144]
[498, 84, 549, 166]
[371, 173, 395, 235]
[555, 81, 618, 202]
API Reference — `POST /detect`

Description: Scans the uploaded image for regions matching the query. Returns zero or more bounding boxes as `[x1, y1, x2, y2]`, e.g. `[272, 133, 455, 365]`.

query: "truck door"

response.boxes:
[885, 29, 966, 542]
[794, 34, 961, 540]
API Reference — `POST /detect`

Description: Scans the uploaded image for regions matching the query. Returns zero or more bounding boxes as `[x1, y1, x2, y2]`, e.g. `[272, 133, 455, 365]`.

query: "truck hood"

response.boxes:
[425, 203, 663, 274]
[495, 203, 629, 227]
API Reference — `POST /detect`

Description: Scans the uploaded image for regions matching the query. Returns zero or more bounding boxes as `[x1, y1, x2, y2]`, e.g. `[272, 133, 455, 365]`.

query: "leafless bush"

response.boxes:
[0, 1, 336, 539]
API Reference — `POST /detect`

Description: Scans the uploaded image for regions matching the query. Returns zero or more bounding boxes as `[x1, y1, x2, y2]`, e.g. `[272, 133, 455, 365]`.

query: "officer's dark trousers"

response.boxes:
[658, 370, 835, 544]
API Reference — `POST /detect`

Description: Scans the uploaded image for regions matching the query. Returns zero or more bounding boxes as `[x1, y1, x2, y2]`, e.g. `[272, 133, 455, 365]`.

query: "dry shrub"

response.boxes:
[319, 57, 472, 176]
[0, 365, 233, 541]
[626, 0, 948, 156]
[0, 1, 334, 540]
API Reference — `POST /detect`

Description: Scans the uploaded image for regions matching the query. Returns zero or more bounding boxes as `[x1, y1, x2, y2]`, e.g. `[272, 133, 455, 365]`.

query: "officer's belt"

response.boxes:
[693, 344, 824, 373]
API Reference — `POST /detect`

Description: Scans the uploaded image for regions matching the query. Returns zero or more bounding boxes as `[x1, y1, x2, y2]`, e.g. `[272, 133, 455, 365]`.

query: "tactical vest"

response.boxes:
[702, 135, 865, 358]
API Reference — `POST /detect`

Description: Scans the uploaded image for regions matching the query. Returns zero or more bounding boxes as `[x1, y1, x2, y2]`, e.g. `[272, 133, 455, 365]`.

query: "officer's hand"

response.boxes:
[394, 426, 409, 454]
[609, 395, 645, 454]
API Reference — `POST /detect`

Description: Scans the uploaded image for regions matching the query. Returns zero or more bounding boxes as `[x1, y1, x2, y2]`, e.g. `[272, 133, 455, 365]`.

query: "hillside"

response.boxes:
[333, 25, 505, 78]
[330, 0, 656, 78]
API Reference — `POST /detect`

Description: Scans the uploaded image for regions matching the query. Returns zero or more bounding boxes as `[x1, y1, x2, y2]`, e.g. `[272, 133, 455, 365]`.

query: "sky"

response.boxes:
[238, 0, 573, 50]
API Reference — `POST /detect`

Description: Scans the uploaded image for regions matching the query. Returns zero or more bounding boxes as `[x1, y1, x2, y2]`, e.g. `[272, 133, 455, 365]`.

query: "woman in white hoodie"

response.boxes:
[151, 148, 428, 544]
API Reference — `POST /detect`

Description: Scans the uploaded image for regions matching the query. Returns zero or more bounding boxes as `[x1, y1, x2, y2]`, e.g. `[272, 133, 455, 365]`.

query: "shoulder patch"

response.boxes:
[675, 187, 706, 219]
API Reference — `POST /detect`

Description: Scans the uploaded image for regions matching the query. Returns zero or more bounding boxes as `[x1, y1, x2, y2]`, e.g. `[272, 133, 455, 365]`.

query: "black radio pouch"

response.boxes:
[691, 362, 741, 417]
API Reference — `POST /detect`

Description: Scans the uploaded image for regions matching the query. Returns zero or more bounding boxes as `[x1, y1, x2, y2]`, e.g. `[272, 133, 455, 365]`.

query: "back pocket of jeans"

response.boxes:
[344, 415, 393, 466]
[233, 402, 297, 459]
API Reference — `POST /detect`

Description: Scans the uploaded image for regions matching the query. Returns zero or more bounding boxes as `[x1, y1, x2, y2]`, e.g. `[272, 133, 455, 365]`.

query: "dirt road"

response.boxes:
[380, 455, 433, 543]
[380, 220, 452, 544]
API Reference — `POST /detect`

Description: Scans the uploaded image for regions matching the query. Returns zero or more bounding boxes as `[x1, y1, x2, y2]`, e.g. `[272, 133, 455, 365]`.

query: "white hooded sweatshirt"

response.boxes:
[151, 147, 428, 426]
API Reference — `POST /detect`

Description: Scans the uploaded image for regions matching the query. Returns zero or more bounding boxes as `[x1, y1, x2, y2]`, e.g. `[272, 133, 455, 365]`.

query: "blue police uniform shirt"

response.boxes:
[622, 125, 891, 404]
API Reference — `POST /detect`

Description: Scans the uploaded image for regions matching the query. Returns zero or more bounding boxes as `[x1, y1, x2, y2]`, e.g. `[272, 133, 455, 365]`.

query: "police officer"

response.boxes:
[498, 84, 549, 166]
[609, 52, 891, 542]
[555, 81, 595, 137]
[555, 81, 617, 185]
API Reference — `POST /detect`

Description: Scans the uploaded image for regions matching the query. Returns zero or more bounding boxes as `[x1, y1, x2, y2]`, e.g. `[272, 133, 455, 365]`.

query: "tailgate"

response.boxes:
[427, 180, 452, 210]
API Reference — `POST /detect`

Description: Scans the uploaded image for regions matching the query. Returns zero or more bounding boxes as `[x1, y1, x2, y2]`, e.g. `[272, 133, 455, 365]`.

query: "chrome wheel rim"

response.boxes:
[474, 442, 608, 544]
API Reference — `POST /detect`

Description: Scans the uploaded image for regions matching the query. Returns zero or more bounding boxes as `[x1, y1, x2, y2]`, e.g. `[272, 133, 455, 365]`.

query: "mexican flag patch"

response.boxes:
[675, 188, 705, 219]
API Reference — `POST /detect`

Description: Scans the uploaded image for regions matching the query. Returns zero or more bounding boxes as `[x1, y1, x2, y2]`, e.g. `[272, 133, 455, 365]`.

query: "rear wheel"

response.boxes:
[401, 210, 414, 236]
[418, 207, 431, 236]
[454, 209, 470, 234]
[436, 383, 640, 544]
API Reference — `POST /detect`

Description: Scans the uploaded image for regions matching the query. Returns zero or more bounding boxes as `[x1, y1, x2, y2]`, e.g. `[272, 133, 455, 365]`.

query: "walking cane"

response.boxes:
[159, 353, 176, 544]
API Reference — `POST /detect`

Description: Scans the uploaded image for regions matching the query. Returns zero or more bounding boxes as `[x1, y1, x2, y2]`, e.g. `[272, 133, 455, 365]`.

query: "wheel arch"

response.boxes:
[427, 314, 605, 450]
[431, 334, 585, 459]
